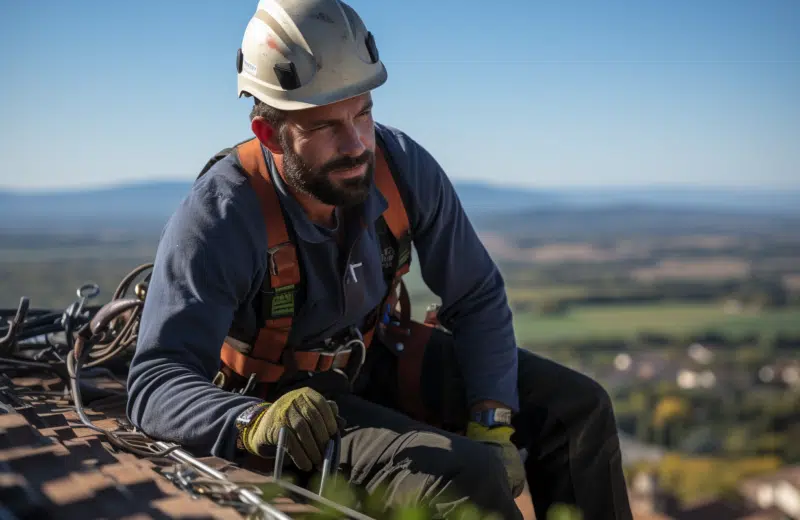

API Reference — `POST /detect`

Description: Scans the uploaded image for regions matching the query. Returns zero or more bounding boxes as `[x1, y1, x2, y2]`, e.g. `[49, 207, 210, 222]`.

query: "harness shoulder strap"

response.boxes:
[219, 138, 301, 382]
[374, 135, 412, 278]
[362, 135, 414, 350]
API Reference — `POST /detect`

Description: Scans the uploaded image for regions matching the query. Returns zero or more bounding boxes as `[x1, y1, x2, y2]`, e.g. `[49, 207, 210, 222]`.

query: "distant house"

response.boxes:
[687, 343, 714, 365]
[756, 361, 800, 389]
[676, 368, 717, 390]
[626, 466, 800, 519]
[739, 466, 800, 519]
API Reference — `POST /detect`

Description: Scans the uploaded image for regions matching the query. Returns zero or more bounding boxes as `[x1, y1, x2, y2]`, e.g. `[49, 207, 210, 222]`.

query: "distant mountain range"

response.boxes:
[454, 183, 800, 216]
[1, 180, 798, 233]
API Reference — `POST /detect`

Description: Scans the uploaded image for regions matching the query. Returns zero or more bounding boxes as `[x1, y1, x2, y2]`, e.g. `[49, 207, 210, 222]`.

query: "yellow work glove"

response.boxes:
[466, 421, 526, 498]
[242, 387, 340, 472]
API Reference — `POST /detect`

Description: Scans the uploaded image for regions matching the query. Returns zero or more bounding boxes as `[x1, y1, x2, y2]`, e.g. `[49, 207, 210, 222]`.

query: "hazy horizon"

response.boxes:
[3, 176, 800, 196]
[1, 0, 798, 191]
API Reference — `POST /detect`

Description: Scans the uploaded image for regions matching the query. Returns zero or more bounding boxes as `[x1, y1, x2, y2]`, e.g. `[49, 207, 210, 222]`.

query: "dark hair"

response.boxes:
[250, 99, 287, 130]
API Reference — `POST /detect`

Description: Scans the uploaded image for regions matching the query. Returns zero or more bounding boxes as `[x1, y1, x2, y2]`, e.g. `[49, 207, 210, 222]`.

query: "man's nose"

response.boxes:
[337, 123, 368, 157]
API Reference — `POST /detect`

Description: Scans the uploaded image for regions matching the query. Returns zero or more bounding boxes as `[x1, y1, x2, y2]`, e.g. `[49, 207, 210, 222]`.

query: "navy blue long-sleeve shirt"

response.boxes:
[126, 122, 519, 460]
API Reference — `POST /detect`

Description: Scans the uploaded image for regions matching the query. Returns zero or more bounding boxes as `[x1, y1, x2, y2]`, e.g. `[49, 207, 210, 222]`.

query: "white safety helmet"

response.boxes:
[236, 0, 387, 111]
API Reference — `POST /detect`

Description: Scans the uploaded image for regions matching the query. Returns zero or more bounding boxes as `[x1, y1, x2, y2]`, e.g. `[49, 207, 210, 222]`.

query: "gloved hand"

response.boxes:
[466, 421, 526, 498]
[241, 387, 340, 472]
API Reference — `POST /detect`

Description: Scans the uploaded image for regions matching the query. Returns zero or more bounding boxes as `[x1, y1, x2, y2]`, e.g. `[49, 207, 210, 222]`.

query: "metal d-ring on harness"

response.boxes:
[238, 373, 259, 396]
[325, 325, 367, 385]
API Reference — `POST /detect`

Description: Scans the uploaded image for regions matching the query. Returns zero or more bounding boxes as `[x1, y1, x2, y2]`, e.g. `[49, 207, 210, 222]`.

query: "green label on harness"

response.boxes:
[271, 285, 295, 317]
[398, 247, 410, 266]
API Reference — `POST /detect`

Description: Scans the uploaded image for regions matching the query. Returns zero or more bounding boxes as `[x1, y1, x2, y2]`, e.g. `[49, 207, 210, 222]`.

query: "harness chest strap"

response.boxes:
[219, 137, 411, 385]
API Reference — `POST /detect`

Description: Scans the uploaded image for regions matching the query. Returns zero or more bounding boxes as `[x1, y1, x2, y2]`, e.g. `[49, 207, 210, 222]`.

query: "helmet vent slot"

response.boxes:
[273, 62, 301, 90]
[365, 32, 379, 64]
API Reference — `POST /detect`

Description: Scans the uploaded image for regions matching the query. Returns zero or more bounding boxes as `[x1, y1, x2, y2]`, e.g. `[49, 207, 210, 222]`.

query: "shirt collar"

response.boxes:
[261, 144, 387, 244]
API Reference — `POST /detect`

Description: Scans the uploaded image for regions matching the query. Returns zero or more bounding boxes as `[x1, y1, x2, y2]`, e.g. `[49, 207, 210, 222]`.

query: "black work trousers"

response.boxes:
[329, 331, 634, 520]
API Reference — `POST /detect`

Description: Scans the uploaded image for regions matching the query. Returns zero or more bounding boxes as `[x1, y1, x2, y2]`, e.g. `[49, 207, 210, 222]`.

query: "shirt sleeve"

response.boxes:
[125, 182, 266, 460]
[383, 128, 520, 412]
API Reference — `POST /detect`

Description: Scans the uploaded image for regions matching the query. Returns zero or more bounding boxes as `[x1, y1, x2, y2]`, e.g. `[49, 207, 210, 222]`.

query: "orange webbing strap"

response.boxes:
[375, 144, 411, 277]
[347, 142, 412, 349]
[220, 346, 285, 382]
[220, 343, 353, 383]
[218, 138, 301, 382]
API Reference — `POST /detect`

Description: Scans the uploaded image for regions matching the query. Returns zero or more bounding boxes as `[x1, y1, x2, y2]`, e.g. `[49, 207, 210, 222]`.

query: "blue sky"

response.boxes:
[1, 0, 798, 191]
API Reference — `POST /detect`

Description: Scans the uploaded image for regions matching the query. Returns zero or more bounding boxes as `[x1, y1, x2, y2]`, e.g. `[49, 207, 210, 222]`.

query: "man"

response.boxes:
[126, 1, 633, 519]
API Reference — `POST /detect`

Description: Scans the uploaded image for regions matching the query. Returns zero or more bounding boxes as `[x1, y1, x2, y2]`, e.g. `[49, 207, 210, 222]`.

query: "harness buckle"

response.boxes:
[266, 242, 294, 276]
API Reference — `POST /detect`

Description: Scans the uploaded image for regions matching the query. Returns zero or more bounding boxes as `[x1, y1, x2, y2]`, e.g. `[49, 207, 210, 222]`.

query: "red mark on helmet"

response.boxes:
[267, 38, 278, 50]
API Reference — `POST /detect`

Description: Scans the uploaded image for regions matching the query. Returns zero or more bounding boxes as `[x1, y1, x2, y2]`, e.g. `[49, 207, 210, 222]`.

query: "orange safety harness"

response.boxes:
[204, 135, 436, 422]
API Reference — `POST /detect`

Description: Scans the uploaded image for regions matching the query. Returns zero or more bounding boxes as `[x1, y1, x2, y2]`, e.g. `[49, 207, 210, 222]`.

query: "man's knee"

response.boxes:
[452, 435, 509, 483]
[402, 431, 507, 484]
[400, 431, 520, 518]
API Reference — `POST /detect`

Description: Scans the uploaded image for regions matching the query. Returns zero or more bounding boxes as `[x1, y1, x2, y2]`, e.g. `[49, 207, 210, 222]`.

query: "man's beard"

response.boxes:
[279, 134, 375, 208]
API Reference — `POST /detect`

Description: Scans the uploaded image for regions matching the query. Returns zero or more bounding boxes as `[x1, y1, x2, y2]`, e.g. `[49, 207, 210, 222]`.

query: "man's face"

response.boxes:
[278, 93, 376, 208]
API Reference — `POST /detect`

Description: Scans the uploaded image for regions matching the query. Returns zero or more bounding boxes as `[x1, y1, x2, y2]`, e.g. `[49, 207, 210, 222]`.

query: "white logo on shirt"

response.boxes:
[348, 262, 363, 283]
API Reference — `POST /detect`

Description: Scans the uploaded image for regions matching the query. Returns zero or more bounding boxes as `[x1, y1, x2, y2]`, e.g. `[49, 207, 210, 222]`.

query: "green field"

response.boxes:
[506, 285, 590, 303]
[397, 258, 800, 344]
[511, 302, 800, 343]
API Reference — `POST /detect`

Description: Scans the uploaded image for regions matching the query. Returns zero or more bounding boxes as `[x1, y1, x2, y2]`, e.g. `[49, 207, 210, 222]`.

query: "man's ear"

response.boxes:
[251, 118, 283, 155]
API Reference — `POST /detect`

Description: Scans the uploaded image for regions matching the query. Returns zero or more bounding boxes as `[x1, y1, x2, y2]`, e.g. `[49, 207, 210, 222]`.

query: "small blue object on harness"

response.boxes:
[381, 303, 392, 325]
